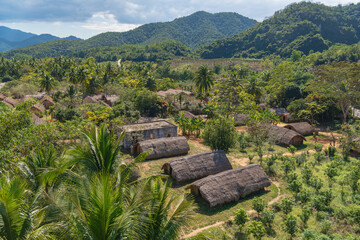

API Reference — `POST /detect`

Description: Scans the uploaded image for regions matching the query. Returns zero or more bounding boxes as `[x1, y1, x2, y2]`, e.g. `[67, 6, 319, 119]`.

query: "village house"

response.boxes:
[162, 150, 232, 183]
[186, 164, 271, 207]
[136, 136, 190, 160]
[120, 120, 178, 151]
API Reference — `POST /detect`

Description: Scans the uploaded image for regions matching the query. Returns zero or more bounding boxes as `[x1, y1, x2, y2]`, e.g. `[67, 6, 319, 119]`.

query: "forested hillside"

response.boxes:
[0, 26, 82, 52]
[0, 11, 256, 58]
[198, 2, 360, 58]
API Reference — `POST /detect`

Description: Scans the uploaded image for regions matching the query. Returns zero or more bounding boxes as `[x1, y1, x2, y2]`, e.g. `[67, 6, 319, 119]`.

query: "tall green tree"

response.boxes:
[308, 62, 360, 123]
[194, 65, 214, 100]
[40, 72, 56, 94]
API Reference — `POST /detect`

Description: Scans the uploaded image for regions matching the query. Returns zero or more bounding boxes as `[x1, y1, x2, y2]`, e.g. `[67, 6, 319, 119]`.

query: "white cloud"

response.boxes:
[82, 11, 140, 32]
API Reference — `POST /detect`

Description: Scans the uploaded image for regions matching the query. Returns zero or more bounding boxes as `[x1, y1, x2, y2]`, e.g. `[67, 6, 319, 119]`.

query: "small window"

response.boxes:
[167, 132, 171, 137]
[150, 133, 154, 139]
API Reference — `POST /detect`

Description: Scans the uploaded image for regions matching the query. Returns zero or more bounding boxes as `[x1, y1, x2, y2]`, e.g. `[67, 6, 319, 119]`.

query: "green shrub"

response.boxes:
[202, 117, 236, 152]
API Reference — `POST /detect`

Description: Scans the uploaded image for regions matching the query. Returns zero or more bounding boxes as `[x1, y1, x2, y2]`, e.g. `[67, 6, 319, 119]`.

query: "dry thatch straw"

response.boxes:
[283, 122, 314, 136]
[40, 96, 55, 109]
[187, 164, 271, 207]
[233, 113, 250, 126]
[3, 97, 18, 108]
[136, 136, 190, 160]
[267, 125, 305, 146]
[162, 150, 232, 183]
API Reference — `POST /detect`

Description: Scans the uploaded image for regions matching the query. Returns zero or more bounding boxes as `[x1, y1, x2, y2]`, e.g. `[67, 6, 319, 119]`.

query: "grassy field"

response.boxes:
[134, 122, 360, 239]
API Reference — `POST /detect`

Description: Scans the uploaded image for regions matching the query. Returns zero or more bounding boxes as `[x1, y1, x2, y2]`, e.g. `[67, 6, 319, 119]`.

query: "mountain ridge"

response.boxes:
[198, 2, 360, 58]
[0, 26, 83, 52]
[0, 11, 256, 57]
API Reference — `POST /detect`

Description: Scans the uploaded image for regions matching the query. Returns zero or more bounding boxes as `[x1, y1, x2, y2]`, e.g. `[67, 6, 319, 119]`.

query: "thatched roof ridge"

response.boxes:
[283, 122, 314, 136]
[83, 96, 99, 104]
[3, 97, 18, 107]
[31, 103, 45, 113]
[0, 92, 6, 101]
[187, 164, 271, 207]
[137, 136, 190, 160]
[157, 89, 193, 98]
[267, 125, 305, 146]
[40, 96, 55, 106]
[269, 108, 288, 116]
[121, 120, 176, 132]
[162, 150, 232, 183]
[31, 113, 45, 125]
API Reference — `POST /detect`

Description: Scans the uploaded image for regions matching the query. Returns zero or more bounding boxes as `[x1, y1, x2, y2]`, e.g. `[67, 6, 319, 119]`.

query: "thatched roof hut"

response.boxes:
[3, 97, 18, 108]
[40, 96, 55, 109]
[30, 103, 46, 117]
[267, 125, 305, 146]
[162, 150, 232, 183]
[0, 92, 6, 101]
[283, 122, 314, 136]
[136, 136, 190, 160]
[31, 113, 45, 125]
[187, 164, 271, 207]
[233, 114, 250, 126]
[104, 95, 119, 106]
[157, 89, 193, 98]
[83, 96, 99, 104]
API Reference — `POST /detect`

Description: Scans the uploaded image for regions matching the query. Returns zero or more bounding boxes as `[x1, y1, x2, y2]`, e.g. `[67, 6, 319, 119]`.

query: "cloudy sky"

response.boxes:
[0, 0, 359, 39]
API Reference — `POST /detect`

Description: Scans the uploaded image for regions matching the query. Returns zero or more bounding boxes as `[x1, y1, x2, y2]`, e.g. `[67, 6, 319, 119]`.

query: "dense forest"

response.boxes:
[198, 2, 360, 58]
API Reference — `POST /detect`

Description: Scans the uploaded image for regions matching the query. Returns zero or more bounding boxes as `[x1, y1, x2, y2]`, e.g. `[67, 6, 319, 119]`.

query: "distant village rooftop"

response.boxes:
[121, 120, 176, 132]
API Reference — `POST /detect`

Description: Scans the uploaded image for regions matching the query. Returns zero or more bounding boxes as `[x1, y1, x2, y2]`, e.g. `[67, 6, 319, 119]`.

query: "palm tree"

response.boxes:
[0, 175, 52, 239]
[194, 65, 214, 100]
[245, 76, 262, 103]
[64, 123, 146, 176]
[40, 72, 55, 94]
[18, 148, 57, 192]
[63, 174, 149, 239]
[145, 179, 195, 240]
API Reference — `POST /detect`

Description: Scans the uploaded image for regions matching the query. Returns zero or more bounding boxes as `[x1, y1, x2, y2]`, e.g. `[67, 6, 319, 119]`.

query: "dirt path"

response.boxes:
[182, 181, 285, 239]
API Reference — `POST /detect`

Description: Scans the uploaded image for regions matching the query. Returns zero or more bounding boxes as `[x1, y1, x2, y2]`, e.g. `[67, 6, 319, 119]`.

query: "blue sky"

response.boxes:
[0, 0, 359, 39]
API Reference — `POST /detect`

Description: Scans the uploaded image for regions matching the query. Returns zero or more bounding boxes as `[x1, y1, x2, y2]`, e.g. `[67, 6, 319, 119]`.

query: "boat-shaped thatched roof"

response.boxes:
[267, 125, 305, 146]
[40, 96, 55, 107]
[162, 150, 232, 183]
[31, 103, 46, 113]
[157, 89, 193, 98]
[83, 96, 99, 104]
[283, 122, 314, 136]
[187, 164, 271, 207]
[137, 136, 190, 160]
[0, 92, 6, 101]
[3, 97, 18, 107]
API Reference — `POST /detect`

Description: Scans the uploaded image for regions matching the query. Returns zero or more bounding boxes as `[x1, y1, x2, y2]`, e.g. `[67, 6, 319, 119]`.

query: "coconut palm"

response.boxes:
[0, 175, 53, 239]
[40, 72, 56, 94]
[64, 124, 125, 175]
[145, 179, 195, 240]
[64, 123, 147, 176]
[18, 147, 57, 192]
[63, 174, 150, 239]
[194, 65, 214, 100]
